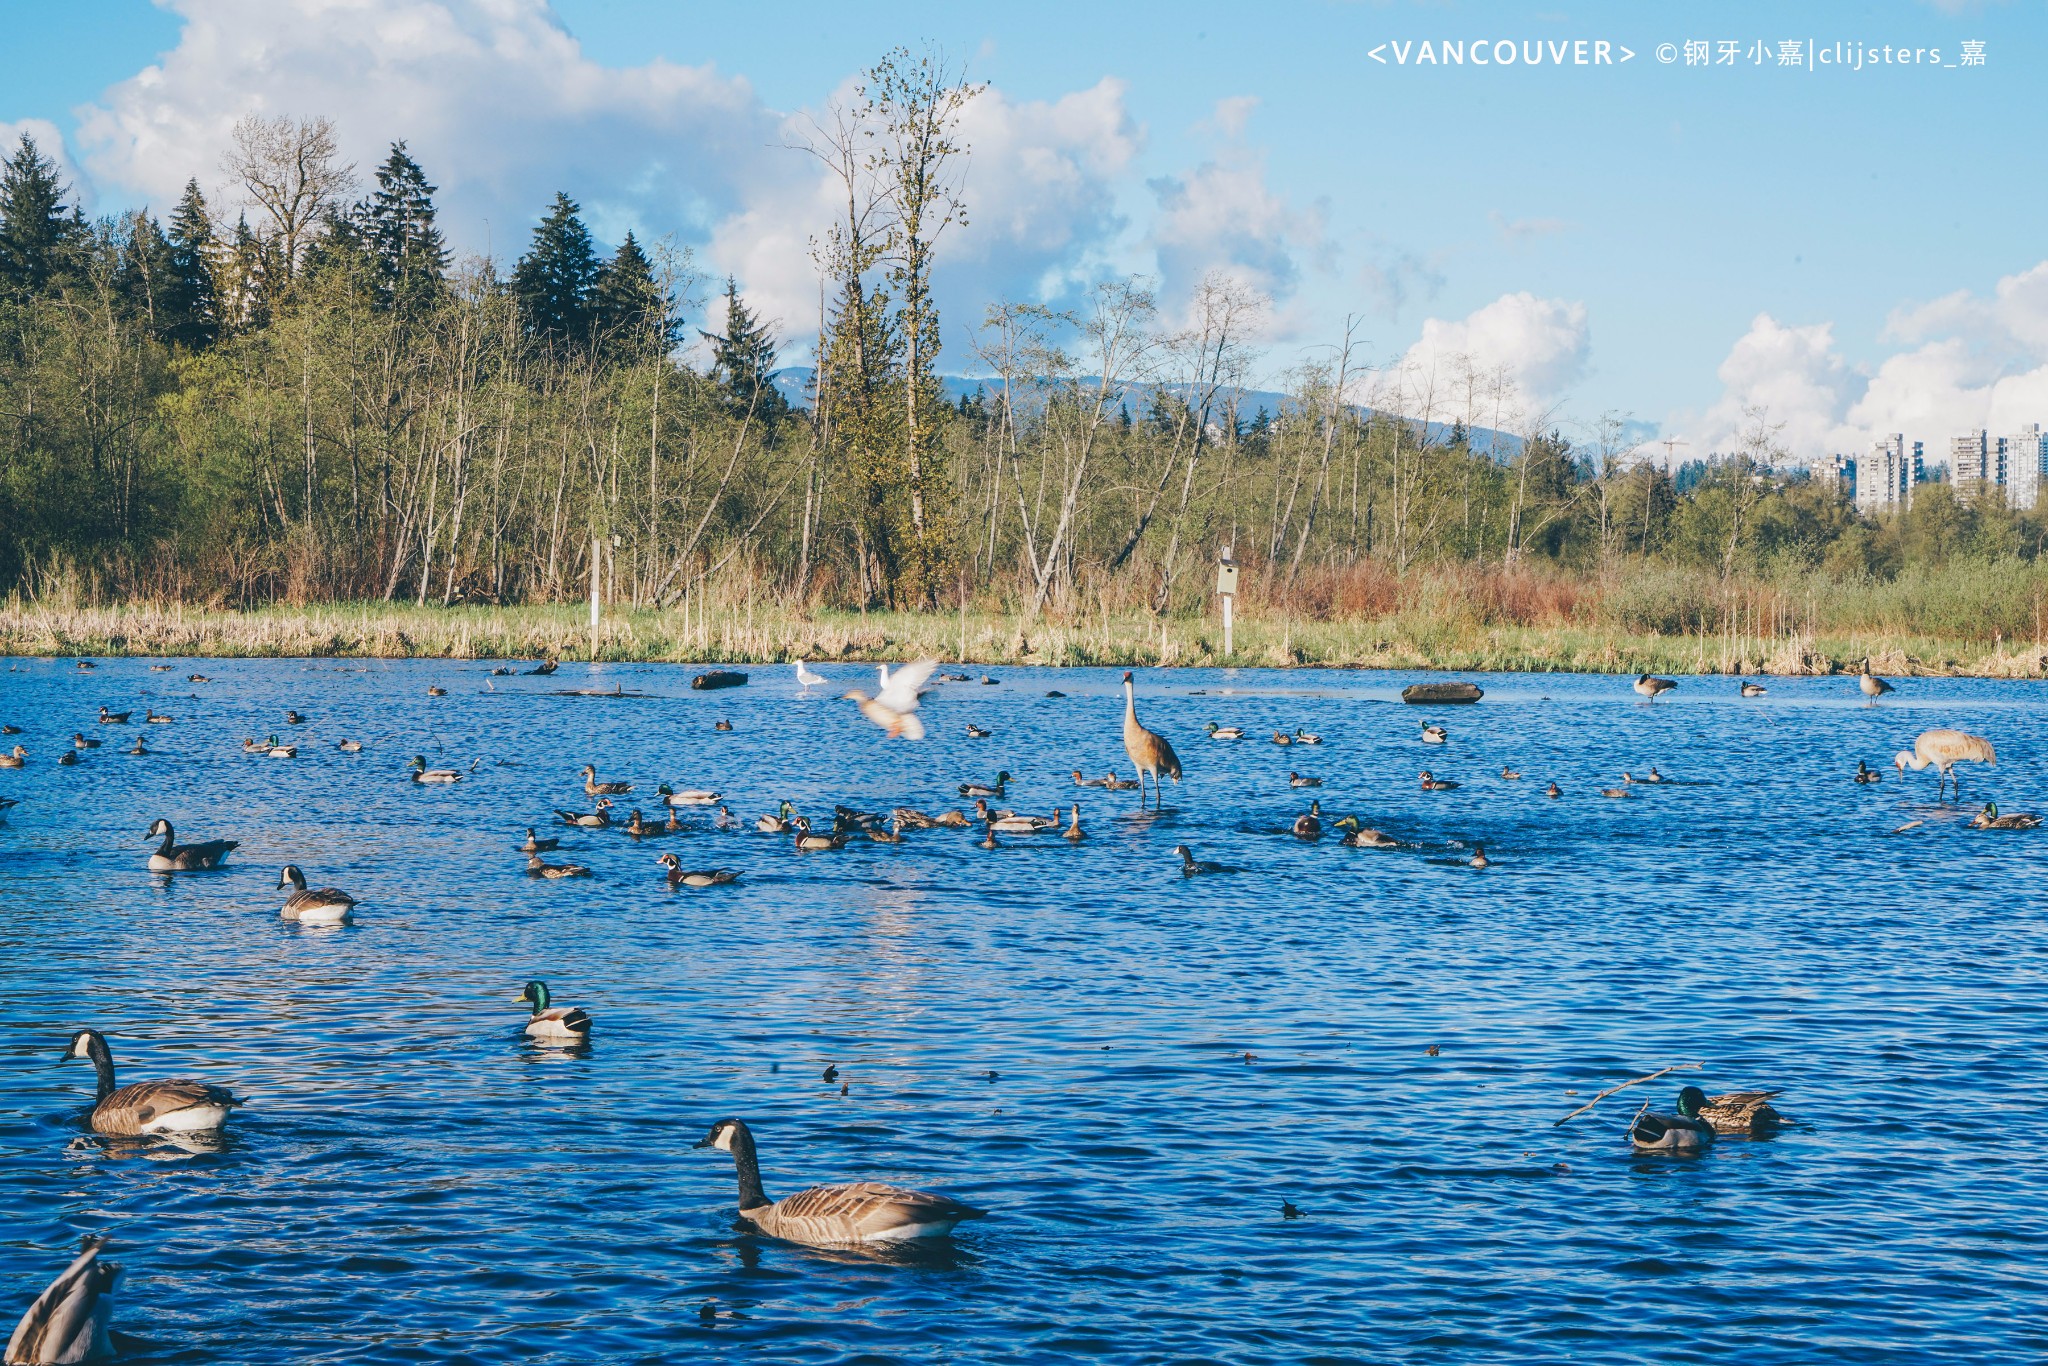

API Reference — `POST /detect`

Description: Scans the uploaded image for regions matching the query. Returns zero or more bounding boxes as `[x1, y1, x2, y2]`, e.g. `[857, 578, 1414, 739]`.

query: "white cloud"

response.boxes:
[1397, 291, 1590, 408]
[1690, 313, 1861, 457]
[1204, 95, 1260, 140]
[1146, 149, 1331, 321]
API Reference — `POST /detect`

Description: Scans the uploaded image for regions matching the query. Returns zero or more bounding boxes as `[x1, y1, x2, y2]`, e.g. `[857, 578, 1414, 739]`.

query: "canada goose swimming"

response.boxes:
[657, 853, 739, 887]
[1071, 770, 1110, 787]
[145, 818, 237, 871]
[97, 707, 130, 725]
[526, 854, 592, 879]
[792, 817, 848, 851]
[277, 865, 357, 922]
[1634, 674, 1677, 700]
[64, 1029, 240, 1134]
[1064, 803, 1085, 841]
[966, 723, 993, 739]
[284, 710, 305, 724]
[1292, 728, 1322, 745]
[1204, 722, 1245, 740]
[337, 738, 362, 752]
[844, 659, 940, 739]
[1859, 660, 1895, 697]
[757, 801, 797, 833]
[579, 764, 633, 796]
[145, 708, 174, 724]
[1544, 781, 1562, 798]
[795, 659, 826, 689]
[520, 827, 560, 853]
[959, 771, 1012, 798]
[1102, 772, 1140, 791]
[1333, 816, 1401, 848]
[1289, 771, 1322, 787]
[1468, 843, 1489, 869]
[57, 750, 78, 766]
[1971, 802, 2041, 830]
[7, 1234, 120, 1366]
[1500, 766, 1520, 780]
[518, 981, 590, 1039]
[1740, 681, 1767, 697]
[657, 783, 722, 806]
[695, 1117, 986, 1246]
[1418, 770, 1459, 791]
[1420, 723, 1447, 744]
[411, 755, 463, 784]
[1895, 728, 1996, 800]
[1174, 844, 1227, 876]
[1271, 731, 1293, 745]
[78, 729, 105, 748]
[554, 799, 613, 828]
[427, 686, 447, 697]
[1630, 1086, 1715, 1154]
[714, 718, 734, 732]
[1122, 672, 1183, 808]
[1, 745, 26, 768]
[1292, 799, 1324, 839]
[76, 660, 95, 669]
[1698, 1088, 1785, 1136]
[1854, 759, 1882, 784]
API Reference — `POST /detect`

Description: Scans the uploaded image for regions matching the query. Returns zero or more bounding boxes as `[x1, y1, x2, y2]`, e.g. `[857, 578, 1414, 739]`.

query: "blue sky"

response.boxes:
[2, 1, 2040, 462]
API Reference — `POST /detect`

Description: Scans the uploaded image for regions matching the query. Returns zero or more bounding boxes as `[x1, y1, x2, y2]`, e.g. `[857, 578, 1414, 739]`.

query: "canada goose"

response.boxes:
[6, 1234, 120, 1366]
[844, 658, 939, 739]
[520, 827, 560, 853]
[959, 771, 1012, 798]
[284, 710, 305, 725]
[1333, 816, 1401, 848]
[337, 738, 362, 752]
[1634, 674, 1677, 700]
[792, 817, 848, 851]
[795, 659, 826, 689]
[694, 1117, 986, 1245]
[526, 659, 558, 675]
[1174, 843, 1227, 876]
[145, 708, 174, 724]
[0, 724, 18, 734]
[1971, 802, 2041, 830]
[1740, 681, 1767, 697]
[73, 732, 101, 749]
[76, 660, 95, 669]
[145, 818, 237, 871]
[554, 799, 613, 828]
[1468, 843, 1489, 869]
[1063, 803, 1085, 841]
[1292, 728, 1322, 745]
[1420, 723, 1447, 744]
[1895, 729, 1996, 800]
[63, 1029, 239, 1134]
[517, 981, 590, 1039]
[277, 865, 357, 922]
[1500, 766, 1520, 780]
[1204, 722, 1245, 740]
[97, 707, 130, 725]
[1292, 799, 1324, 839]
[579, 764, 633, 795]
[1102, 772, 1140, 791]
[1418, 770, 1459, 791]
[526, 854, 592, 879]
[657, 853, 739, 887]
[1544, 781, 1562, 798]
[57, 750, 77, 766]
[1698, 1089, 1785, 1136]
[411, 755, 462, 784]
[427, 686, 447, 697]
[0, 745, 25, 768]
[1289, 771, 1322, 787]
[657, 783, 722, 806]
[1071, 770, 1110, 787]
[714, 718, 733, 732]
[1630, 1086, 1715, 1154]
[1854, 759, 1882, 784]
[757, 801, 797, 833]
[1859, 661, 1895, 697]
[1271, 730, 1293, 745]
[1123, 672, 1183, 808]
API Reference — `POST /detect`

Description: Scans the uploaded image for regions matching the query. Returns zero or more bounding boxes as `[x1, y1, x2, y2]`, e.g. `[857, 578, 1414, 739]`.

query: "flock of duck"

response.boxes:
[0, 654, 2029, 1360]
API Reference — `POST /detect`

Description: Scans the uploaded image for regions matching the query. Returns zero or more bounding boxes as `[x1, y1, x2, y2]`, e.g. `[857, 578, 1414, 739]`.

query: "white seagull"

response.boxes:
[845, 660, 939, 740]
[795, 660, 826, 690]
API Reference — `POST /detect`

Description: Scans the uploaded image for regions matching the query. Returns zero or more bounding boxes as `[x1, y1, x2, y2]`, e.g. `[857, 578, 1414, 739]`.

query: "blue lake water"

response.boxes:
[3, 656, 2047, 1364]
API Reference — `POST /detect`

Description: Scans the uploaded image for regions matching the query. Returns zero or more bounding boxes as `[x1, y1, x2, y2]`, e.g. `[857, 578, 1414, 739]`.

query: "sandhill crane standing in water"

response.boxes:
[1860, 660, 1895, 698]
[1894, 729, 1995, 801]
[1122, 670, 1182, 808]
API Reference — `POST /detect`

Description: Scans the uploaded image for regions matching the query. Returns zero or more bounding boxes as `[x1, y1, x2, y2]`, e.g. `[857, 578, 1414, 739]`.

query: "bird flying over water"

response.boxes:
[844, 659, 939, 739]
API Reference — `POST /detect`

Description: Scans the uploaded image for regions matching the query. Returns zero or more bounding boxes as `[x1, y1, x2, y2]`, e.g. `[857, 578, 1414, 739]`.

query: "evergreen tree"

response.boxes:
[0, 133, 77, 298]
[360, 142, 447, 312]
[162, 180, 219, 349]
[510, 192, 598, 345]
[591, 231, 676, 361]
[698, 276, 786, 420]
[114, 211, 175, 332]
[217, 213, 272, 334]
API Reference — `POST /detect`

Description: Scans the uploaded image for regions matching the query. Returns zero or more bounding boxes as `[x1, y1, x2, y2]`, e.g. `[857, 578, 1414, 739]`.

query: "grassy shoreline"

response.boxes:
[3, 600, 2045, 678]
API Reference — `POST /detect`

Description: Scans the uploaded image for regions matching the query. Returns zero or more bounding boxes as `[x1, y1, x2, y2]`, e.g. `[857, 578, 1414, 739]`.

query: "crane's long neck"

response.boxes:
[1124, 680, 1137, 724]
[85, 1034, 116, 1101]
[728, 1125, 769, 1211]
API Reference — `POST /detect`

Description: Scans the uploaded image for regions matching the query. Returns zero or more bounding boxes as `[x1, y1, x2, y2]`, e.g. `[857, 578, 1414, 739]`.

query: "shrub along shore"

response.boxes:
[4, 599, 2046, 678]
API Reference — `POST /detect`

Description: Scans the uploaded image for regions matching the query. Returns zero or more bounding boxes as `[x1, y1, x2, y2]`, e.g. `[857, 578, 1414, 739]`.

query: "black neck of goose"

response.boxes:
[155, 824, 175, 855]
[84, 1034, 116, 1101]
[728, 1124, 770, 1211]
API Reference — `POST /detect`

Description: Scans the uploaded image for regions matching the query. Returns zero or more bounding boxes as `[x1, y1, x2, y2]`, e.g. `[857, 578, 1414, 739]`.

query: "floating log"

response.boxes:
[1401, 681, 1483, 705]
[691, 669, 750, 691]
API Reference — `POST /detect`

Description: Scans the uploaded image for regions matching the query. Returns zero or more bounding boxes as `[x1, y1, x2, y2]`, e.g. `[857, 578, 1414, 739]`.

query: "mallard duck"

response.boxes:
[491, 665, 514, 676]
[145, 708, 174, 724]
[1853, 759, 1882, 784]
[1420, 723, 1447, 744]
[526, 854, 592, 878]
[1698, 1089, 1785, 1135]
[1500, 766, 1520, 780]
[151, 663, 172, 670]
[1102, 772, 1140, 791]
[1334, 816, 1401, 848]
[411, 755, 462, 783]
[337, 738, 363, 753]
[1292, 799, 1324, 839]
[834, 804, 887, 831]
[889, 807, 941, 830]
[694, 1117, 986, 1246]
[240, 736, 265, 753]
[756, 801, 797, 833]
[1063, 803, 1084, 841]
[1174, 843, 1228, 876]
[520, 827, 560, 853]
[75, 732, 103, 749]
[7, 1234, 120, 1365]
[931, 808, 973, 828]
[76, 660, 95, 670]
[1630, 1086, 1715, 1153]
[623, 808, 674, 838]
[277, 865, 357, 922]
[580, 764, 633, 796]
[966, 723, 993, 739]
[1599, 786, 1631, 799]
[57, 750, 78, 766]
[714, 718, 734, 731]
[284, 710, 305, 725]
[1740, 681, 1767, 697]
[1545, 781, 1562, 798]
[1289, 771, 1322, 788]
[1204, 722, 1245, 740]
[265, 738, 297, 759]
[1634, 767, 1669, 784]
[1071, 770, 1110, 787]
[1292, 728, 1322, 745]
[792, 817, 847, 851]
[97, 707, 130, 725]
[1271, 730, 1293, 746]
[1418, 770, 1459, 791]
[664, 805, 684, 833]
[1633, 674, 1677, 700]
[959, 770, 1012, 798]
[0, 745, 26, 768]
[657, 853, 739, 887]
[517, 981, 590, 1039]
[554, 799, 613, 828]
[866, 817, 904, 843]
[64, 1028, 240, 1134]
[657, 783, 722, 806]
[427, 686, 447, 697]
[1971, 802, 2041, 830]
[989, 806, 1057, 834]
[145, 818, 236, 871]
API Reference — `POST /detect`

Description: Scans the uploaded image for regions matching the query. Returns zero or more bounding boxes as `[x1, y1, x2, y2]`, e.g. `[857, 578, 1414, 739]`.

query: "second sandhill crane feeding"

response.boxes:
[1121, 671, 1182, 808]
[1894, 728, 1995, 800]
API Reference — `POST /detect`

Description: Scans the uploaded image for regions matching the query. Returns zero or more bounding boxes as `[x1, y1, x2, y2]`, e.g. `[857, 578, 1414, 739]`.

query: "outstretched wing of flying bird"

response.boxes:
[877, 660, 939, 716]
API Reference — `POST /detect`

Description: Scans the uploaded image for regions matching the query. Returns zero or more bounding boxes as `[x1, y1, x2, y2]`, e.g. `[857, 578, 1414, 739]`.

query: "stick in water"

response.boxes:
[1552, 1062, 1704, 1127]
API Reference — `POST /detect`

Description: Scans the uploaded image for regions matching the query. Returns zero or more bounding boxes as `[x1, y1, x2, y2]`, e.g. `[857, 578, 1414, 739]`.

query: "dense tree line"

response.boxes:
[4, 70, 2045, 617]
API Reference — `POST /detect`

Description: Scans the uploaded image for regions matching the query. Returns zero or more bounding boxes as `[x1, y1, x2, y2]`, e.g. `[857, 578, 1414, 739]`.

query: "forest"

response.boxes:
[5, 50, 2048, 665]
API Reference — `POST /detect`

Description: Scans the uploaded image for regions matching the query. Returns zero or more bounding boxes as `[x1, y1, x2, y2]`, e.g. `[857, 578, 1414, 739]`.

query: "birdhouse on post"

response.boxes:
[1215, 547, 1239, 656]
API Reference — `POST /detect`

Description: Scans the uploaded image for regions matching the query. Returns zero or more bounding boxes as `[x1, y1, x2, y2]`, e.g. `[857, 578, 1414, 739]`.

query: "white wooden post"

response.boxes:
[1215, 546, 1239, 658]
